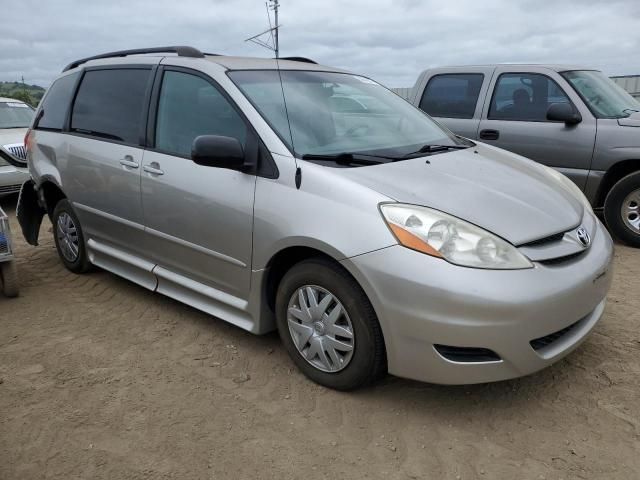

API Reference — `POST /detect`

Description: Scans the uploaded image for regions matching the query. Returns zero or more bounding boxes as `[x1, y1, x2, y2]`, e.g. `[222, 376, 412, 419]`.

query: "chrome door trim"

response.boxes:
[86, 238, 158, 291]
[74, 202, 145, 231]
[87, 238, 156, 272]
[153, 265, 249, 311]
[145, 227, 247, 268]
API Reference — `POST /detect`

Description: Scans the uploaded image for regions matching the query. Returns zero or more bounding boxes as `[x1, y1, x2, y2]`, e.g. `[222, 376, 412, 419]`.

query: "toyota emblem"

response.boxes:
[576, 227, 590, 247]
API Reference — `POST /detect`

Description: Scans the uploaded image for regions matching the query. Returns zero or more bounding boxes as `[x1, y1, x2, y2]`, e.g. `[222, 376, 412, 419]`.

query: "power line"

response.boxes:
[245, 0, 280, 58]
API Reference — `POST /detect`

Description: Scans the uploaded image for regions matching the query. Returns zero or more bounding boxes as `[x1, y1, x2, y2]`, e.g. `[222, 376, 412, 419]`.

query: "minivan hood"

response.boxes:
[341, 143, 583, 245]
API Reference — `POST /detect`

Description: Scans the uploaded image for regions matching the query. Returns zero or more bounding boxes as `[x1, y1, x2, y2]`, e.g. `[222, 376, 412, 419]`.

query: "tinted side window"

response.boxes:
[155, 71, 247, 157]
[419, 74, 484, 119]
[71, 69, 151, 144]
[489, 73, 571, 121]
[36, 72, 79, 131]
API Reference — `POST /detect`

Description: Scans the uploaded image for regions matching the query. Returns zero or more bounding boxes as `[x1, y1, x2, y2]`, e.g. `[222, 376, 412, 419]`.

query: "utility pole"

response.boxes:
[245, 0, 280, 58]
[273, 0, 279, 58]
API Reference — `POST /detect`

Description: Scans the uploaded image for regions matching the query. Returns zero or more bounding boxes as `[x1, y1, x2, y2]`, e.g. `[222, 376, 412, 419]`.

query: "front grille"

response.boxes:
[530, 320, 580, 351]
[6, 145, 26, 160]
[538, 250, 586, 266]
[0, 184, 21, 194]
[434, 344, 501, 363]
[520, 231, 565, 247]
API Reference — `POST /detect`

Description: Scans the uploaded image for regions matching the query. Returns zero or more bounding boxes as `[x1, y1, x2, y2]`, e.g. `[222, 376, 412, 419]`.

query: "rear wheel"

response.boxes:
[0, 261, 19, 297]
[52, 199, 92, 273]
[604, 171, 640, 248]
[275, 258, 386, 390]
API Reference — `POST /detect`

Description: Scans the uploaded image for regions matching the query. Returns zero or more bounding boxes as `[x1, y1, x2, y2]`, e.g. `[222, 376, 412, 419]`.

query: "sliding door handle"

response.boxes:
[143, 162, 164, 175]
[119, 155, 139, 168]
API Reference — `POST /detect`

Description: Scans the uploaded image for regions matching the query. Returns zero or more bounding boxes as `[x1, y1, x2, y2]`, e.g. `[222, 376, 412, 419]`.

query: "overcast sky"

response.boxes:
[2, 0, 639, 88]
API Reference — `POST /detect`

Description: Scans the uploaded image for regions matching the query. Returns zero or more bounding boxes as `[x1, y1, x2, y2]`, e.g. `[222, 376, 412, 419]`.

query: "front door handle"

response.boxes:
[143, 162, 164, 175]
[479, 129, 500, 141]
[119, 155, 139, 168]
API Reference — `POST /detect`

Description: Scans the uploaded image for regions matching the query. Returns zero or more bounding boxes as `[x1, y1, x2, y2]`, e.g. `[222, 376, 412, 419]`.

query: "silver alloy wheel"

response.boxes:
[287, 285, 355, 373]
[56, 212, 80, 262]
[621, 188, 640, 234]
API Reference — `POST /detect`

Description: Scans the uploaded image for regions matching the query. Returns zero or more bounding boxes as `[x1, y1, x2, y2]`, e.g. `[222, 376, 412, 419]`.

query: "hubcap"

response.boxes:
[287, 285, 355, 373]
[56, 212, 80, 262]
[621, 188, 640, 234]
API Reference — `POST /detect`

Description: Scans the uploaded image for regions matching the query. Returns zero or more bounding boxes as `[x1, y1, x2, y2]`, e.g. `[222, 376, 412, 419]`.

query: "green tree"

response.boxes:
[7, 90, 35, 106]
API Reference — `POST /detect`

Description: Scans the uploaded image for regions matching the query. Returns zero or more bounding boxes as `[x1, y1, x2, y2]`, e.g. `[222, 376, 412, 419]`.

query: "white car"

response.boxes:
[0, 97, 33, 196]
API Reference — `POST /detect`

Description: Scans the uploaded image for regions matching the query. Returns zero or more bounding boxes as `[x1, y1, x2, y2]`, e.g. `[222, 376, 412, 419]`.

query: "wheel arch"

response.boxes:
[596, 159, 640, 207]
[263, 245, 342, 315]
[261, 245, 387, 349]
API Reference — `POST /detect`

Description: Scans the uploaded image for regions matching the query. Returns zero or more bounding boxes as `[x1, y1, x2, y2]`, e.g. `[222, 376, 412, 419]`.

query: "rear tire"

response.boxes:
[275, 258, 386, 390]
[52, 199, 92, 273]
[0, 261, 19, 298]
[604, 171, 640, 248]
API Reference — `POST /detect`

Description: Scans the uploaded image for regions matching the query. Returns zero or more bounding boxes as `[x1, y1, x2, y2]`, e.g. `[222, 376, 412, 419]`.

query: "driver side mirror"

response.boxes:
[546, 103, 582, 125]
[191, 135, 247, 170]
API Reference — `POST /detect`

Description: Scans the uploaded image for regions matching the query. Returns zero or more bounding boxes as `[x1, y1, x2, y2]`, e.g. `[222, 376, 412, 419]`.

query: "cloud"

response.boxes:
[1, 0, 639, 88]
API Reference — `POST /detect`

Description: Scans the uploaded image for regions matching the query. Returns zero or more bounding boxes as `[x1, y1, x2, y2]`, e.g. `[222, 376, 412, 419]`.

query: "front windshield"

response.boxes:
[561, 70, 640, 119]
[228, 70, 461, 158]
[0, 101, 34, 128]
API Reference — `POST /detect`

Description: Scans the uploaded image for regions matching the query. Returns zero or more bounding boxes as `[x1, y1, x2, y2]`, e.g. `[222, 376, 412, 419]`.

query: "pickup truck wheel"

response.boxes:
[52, 199, 92, 273]
[275, 258, 386, 390]
[604, 171, 640, 248]
[0, 261, 19, 298]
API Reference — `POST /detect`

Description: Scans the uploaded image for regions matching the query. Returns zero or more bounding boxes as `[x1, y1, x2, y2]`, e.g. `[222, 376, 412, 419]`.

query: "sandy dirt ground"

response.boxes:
[0, 196, 639, 480]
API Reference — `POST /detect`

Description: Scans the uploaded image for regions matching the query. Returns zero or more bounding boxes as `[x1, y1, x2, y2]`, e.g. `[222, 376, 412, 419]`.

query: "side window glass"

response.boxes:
[155, 71, 247, 157]
[419, 73, 484, 119]
[36, 72, 79, 131]
[489, 73, 571, 121]
[71, 69, 150, 144]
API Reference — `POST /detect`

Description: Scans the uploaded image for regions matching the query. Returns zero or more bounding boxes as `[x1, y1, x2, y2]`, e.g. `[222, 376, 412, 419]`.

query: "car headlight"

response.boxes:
[380, 203, 533, 269]
[545, 168, 593, 213]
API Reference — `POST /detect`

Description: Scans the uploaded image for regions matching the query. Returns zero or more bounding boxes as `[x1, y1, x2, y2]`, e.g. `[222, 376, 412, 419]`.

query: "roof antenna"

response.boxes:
[246, 2, 300, 187]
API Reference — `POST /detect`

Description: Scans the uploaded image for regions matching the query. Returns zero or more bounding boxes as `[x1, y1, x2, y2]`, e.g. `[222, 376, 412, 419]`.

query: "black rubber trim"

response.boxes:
[434, 344, 501, 363]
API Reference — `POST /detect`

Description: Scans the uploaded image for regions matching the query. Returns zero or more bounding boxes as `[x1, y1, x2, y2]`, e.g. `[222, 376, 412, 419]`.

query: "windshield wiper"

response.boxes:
[622, 108, 640, 115]
[398, 143, 471, 159]
[301, 153, 385, 166]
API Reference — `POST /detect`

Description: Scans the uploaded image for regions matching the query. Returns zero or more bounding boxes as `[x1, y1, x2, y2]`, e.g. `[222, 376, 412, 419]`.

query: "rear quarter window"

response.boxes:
[419, 73, 484, 119]
[70, 68, 151, 145]
[35, 72, 79, 131]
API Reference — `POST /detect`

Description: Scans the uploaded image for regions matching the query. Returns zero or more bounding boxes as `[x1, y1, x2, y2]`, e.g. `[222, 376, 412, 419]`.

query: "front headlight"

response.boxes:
[380, 204, 533, 269]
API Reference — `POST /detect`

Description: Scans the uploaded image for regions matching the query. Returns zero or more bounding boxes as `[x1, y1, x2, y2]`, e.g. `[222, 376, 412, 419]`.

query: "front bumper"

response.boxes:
[341, 219, 614, 385]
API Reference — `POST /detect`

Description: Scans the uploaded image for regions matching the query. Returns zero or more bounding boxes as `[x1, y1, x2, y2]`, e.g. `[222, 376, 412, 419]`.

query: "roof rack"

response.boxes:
[62, 46, 206, 72]
[278, 56, 317, 64]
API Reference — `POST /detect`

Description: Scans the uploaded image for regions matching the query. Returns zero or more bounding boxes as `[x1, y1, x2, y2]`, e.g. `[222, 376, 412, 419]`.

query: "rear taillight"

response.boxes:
[24, 128, 32, 153]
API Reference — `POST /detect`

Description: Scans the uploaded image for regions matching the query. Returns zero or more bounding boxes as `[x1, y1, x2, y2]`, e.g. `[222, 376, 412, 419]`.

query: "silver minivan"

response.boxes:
[18, 47, 613, 390]
[408, 65, 640, 247]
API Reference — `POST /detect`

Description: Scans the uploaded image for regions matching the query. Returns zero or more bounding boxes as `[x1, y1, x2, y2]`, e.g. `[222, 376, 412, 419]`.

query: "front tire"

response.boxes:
[52, 199, 92, 273]
[275, 258, 386, 390]
[604, 171, 640, 248]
